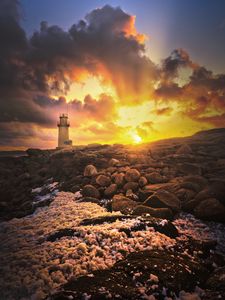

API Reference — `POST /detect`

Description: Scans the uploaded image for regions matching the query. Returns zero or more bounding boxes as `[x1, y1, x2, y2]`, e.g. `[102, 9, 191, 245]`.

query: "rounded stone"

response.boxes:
[96, 175, 111, 187]
[123, 182, 139, 192]
[82, 184, 100, 199]
[104, 184, 118, 197]
[84, 165, 98, 177]
[125, 169, 141, 182]
[109, 158, 120, 167]
[112, 173, 125, 186]
[139, 176, 148, 187]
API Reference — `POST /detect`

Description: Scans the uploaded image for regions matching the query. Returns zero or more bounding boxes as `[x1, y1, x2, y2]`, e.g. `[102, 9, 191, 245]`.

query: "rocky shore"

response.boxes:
[1, 128, 225, 223]
[0, 128, 225, 299]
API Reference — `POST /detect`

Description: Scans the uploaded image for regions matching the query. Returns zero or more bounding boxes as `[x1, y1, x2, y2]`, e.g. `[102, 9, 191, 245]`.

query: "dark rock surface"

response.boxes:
[47, 247, 211, 300]
[79, 215, 178, 238]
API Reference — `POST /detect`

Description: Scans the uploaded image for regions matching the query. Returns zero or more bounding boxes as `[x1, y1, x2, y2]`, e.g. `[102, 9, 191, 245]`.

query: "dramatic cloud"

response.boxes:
[0, 0, 225, 148]
[161, 48, 196, 80]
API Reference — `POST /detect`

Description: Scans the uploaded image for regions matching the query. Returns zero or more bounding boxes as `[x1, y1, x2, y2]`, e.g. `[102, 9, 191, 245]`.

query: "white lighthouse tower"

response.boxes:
[57, 113, 73, 148]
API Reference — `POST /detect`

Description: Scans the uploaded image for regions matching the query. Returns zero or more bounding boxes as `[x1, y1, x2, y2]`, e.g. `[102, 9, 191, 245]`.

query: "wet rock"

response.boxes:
[83, 165, 98, 177]
[80, 215, 178, 238]
[123, 181, 139, 192]
[124, 168, 141, 182]
[138, 176, 148, 187]
[133, 205, 173, 220]
[50, 249, 208, 300]
[96, 174, 111, 187]
[144, 190, 181, 212]
[112, 172, 125, 186]
[120, 218, 178, 239]
[194, 198, 225, 222]
[112, 194, 138, 214]
[137, 189, 154, 202]
[79, 215, 134, 226]
[104, 184, 117, 198]
[146, 172, 167, 184]
[82, 185, 100, 199]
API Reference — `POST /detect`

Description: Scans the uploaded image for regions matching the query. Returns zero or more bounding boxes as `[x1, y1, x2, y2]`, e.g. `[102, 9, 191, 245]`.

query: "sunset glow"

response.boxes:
[1, 1, 225, 149]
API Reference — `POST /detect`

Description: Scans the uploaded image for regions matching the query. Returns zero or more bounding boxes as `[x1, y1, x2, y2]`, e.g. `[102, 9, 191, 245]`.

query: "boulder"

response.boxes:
[194, 182, 225, 204]
[123, 181, 139, 192]
[124, 168, 141, 182]
[146, 172, 167, 184]
[82, 185, 100, 199]
[144, 182, 177, 193]
[138, 176, 148, 187]
[84, 165, 98, 177]
[182, 198, 200, 212]
[194, 188, 213, 202]
[112, 195, 138, 214]
[108, 158, 120, 167]
[144, 190, 181, 212]
[179, 181, 201, 193]
[79, 197, 101, 204]
[96, 175, 111, 187]
[138, 189, 154, 202]
[194, 198, 225, 222]
[106, 167, 117, 174]
[104, 184, 117, 198]
[176, 188, 196, 202]
[133, 205, 173, 220]
[112, 173, 125, 186]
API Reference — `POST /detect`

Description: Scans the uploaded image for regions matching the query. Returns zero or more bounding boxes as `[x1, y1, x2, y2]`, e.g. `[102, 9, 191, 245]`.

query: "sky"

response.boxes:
[0, 0, 225, 149]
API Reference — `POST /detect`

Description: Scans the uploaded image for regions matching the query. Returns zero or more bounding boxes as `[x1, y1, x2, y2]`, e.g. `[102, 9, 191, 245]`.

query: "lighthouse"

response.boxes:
[57, 113, 73, 148]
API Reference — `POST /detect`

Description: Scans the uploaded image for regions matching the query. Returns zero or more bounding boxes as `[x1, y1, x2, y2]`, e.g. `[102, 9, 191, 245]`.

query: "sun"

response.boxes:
[132, 133, 142, 144]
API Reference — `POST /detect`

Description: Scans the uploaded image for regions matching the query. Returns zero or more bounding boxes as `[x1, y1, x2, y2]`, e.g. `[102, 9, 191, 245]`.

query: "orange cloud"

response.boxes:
[1, 2, 225, 149]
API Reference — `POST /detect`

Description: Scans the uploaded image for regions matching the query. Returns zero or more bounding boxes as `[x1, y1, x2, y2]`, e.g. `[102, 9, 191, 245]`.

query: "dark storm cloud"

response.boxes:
[0, 0, 157, 136]
[1, 0, 225, 147]
[34, 93, 117, 123]
[161, 48, 196, 80]
[0, 0, 27, 91]
[155, 58, 225, 127]
[189, 67, 225, 91]
[27, 5, 158, 102]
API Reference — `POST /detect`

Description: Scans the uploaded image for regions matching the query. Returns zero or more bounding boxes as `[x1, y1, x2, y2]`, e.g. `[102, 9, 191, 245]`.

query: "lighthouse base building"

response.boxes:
[57, 113, 73, 149]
